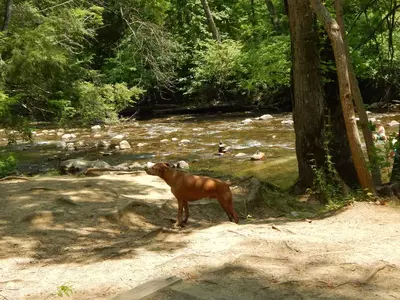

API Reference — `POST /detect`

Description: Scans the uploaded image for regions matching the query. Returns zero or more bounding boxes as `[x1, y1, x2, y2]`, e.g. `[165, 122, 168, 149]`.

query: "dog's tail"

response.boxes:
[226, 175, 253, 186]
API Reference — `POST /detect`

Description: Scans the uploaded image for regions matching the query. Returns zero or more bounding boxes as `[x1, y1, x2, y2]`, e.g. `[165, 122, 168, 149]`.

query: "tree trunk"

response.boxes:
[390, 127, 400, 182]
[200, 0, 220, 42]
[321, 41, 359, 188]
[1, 0, 13, 31]
[250, 0, 256, 26]
[287, 0, 326, 193]
[264, 0, 280, 32]
[310, 0, 375, 193]
[334, 0, 382, 186]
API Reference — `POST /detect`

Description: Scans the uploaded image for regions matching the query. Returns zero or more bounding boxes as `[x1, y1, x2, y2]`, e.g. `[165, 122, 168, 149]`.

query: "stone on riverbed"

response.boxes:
[32, 141, 67, 150]
[177, 160, 189, 169]
[256, 114, 273, 120]
[60, 159, 111, 174]
[110, 134, 125, 145]
[281, 119, 294, 125]
[387, 120, 400, 127]
[241, 119, 253, 125]
[61, 133, 77, 140]
[91, 125, 101, 131]
[97, 140, 111, 149]
[119, 140, 131, 150]
[66, 143, 75, 151]
[251, 151, 265, 161]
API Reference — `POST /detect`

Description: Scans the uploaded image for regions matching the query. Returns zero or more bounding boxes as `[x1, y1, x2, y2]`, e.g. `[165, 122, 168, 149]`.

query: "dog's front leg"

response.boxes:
[175, 199, 184, 227]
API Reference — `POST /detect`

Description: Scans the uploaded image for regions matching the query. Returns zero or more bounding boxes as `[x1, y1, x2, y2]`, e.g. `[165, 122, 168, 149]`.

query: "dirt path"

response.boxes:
[1, 173, 400, 300]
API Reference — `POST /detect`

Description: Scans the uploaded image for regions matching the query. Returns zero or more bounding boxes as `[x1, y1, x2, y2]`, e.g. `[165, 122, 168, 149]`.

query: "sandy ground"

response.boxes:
[1, 172, 400, 300]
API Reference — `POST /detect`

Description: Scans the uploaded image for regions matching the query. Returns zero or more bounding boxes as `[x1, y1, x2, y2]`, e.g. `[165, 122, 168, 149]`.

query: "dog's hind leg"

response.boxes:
[175, 199, 185, 227]
[183, 201, 190, 224]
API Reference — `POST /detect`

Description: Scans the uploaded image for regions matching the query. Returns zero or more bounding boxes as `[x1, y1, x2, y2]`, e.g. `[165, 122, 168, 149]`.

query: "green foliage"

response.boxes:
[57, 283, 73, 297]
[186, 39, 243, 98]
[310, 122, 344, 204]
[0, 154, 17, 178]
[69, 82, 143, 124]
[185, 36, 290, 103]
[0, 0, 398, 129]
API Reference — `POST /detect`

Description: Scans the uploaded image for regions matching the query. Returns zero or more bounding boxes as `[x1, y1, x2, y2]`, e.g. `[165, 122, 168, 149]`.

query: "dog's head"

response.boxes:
[145, 162, 171, 177]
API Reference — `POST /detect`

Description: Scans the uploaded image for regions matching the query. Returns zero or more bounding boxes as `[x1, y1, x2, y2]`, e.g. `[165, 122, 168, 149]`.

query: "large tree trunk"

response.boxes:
[321, 43, 359, 188]
[310, 0, 375, 193]
[264, 0, 280, 32]
[390, 127, 400, 182]
[1, 0, 13, 31]
[200, 0, 220, 42]
[287, 0, 326, 193]
[334, 0, 382, 186]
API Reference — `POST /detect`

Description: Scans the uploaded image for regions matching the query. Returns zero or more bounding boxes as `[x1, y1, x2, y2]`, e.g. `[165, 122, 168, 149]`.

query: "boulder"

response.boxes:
[177, 160, 189, 169]
[91, 125, 101, 131]
[119, 140, 131, 150]
[60, 159, 111, 174]
[251, 151, 266, 161]
[281, 119, 294, 125]
[241, 119, 253, 125]
[61, 133, 77, 140]
[257, 114, 273, 120]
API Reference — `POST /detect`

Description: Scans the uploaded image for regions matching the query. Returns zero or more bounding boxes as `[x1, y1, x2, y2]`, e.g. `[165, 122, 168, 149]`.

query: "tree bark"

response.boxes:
[287, 0, 326, 192]
[310, 0, 375, 193]
[200, 0, 220, 42]
[1, 0, 13, 31]
[250, 0, 256, 26]
[264, 0, 280, 32]
[321, 43, 359, 188]
[334, 0, 381, 186]
[390, 127, 400, 182]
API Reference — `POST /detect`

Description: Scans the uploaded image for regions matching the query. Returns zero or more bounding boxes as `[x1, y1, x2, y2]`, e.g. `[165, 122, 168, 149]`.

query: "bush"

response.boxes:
[184, 36, 291, 104]
[64, 82, 143, 125]
[0, 154, 17, 177]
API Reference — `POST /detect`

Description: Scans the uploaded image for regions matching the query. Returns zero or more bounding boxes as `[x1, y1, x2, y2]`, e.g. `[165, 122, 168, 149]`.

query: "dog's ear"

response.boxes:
[161, 163, 171, 171]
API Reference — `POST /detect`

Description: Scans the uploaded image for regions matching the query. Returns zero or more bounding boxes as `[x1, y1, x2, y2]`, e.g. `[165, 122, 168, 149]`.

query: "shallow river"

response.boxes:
[1, 111, 399, 189]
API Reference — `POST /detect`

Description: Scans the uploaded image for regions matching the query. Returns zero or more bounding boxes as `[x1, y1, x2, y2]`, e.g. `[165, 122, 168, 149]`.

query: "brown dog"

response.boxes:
[145, 162, 240, 226]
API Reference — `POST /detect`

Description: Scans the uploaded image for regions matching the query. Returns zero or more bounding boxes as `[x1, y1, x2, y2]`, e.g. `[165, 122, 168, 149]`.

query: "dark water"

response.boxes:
[1, 111, 399, 189]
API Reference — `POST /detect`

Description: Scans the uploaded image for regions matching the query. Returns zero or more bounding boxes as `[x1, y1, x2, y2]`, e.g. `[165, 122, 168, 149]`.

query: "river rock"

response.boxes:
[171, 137, 179, 141]
[137, 142, 148, 147]
[119, 140, 131, 150]
[74, 141, 86, 149]
[93, 133, 102, 138]
[66, 143, 75, 151]
[251, 151, 265, 161]
[97, 140, 110, 149]
[110, 134, 125, 145]
[32, 141, 67, 149]
[281, 119, 294, 125]
[160, 139, 169, 143]
[180, 139, 191, 144]
[61, 133, 76, 140]
[60, 159, 111, 174]
[129, 162, 143, 169]
[234, 153, 247, 158]
[91, 125, 101, 131]
[177, 160, 189, 169]
[241, 119, 253, 124]
[257, 114, 273, 120]
[388, 120, 400, 127]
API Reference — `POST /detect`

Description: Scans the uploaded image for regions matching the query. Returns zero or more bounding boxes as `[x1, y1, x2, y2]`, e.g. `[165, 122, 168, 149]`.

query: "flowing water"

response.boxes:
[1, 111, 399, 189]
